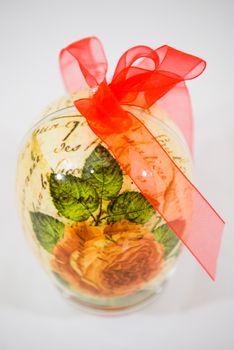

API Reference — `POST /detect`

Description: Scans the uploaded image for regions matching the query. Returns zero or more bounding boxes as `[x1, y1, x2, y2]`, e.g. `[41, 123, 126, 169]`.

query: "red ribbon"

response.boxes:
[59, 37, 224, 280]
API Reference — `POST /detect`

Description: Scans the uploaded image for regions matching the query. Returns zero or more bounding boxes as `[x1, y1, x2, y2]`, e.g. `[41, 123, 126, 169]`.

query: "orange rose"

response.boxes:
[51, 221, 164, 297]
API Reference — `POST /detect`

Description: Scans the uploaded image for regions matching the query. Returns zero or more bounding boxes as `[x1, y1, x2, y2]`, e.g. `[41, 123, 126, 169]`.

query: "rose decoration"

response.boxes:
[51, 221, 164, 297]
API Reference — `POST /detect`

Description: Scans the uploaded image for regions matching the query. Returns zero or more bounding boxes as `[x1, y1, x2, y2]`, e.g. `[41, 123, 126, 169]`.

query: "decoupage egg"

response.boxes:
[16, 96, 193, 311]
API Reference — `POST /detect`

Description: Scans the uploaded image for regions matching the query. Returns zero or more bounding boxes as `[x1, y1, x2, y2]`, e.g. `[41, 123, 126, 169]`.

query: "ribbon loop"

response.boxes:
[60, 36, 108, 93]
[113, 45, 159, 78]
[155, 45, 206, 80]
[110, 45, 206, 109]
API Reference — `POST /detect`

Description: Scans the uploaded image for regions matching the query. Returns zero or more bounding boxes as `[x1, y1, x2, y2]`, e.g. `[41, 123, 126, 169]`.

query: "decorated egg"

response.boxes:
[16, 96, 193, 311]
[16, 35, 225, 312]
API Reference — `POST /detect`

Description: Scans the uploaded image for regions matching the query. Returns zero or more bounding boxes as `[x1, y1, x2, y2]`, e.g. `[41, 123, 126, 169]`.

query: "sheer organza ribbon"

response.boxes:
[59, 37, 224, 280]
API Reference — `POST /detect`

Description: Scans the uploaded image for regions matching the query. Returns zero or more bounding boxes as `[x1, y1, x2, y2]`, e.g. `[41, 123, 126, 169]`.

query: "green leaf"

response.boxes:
[82, 145, 123, 200]
[152, 223, 179, 257]
[30, 212, 64, 253]
[49, 173, 99, 221]
[107, 191, 155, 224]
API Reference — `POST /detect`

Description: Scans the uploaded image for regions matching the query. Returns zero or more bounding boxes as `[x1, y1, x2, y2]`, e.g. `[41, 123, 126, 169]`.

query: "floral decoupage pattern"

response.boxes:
[17, 101, 193, 308]
[29, 144, 180, 298]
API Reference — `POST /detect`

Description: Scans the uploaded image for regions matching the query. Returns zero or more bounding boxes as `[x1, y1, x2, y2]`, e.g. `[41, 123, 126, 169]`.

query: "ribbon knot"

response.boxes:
[59, 37, 224, 280]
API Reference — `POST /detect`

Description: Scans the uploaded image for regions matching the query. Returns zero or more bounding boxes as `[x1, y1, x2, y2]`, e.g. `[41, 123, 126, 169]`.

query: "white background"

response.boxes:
[0, 0, 233, 349]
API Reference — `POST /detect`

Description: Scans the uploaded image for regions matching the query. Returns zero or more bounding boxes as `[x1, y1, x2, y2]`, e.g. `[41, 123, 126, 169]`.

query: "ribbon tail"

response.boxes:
[75, 83, 224, 280]
[154, 45, 206, 154]
[156, 82, 194, 154]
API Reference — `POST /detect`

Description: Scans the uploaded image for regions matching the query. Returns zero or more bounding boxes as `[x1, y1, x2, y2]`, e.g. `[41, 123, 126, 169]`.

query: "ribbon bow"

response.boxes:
[60, 37, 224, 280]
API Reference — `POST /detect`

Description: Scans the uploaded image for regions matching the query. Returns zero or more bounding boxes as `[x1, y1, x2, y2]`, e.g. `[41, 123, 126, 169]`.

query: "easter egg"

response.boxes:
[16, 96, 192, 311]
